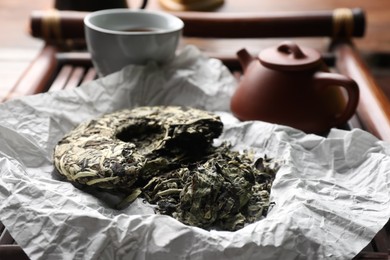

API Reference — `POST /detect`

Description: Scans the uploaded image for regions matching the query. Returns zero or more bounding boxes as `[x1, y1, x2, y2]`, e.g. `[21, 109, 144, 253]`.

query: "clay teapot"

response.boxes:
[230, 41, 359, 134]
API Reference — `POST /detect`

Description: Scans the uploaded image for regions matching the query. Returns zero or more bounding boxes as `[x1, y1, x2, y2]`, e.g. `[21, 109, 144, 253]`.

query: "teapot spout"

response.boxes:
[237, 48, 254, 73]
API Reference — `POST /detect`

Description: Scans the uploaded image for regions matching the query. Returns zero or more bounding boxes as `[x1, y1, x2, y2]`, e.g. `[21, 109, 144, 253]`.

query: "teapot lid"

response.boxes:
[259, 41, 321, 71]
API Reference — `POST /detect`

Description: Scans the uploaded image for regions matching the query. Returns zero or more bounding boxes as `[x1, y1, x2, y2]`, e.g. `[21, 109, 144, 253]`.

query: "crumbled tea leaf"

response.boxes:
[141, 143, 280, 231]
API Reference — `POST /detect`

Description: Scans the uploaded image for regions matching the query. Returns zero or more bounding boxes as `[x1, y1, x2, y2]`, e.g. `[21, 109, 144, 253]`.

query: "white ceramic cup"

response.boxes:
[84, 9, 184, 76]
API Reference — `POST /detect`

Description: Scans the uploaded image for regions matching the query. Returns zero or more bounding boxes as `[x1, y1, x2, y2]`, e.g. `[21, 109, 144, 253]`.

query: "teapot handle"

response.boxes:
[314, 72, 359, 127]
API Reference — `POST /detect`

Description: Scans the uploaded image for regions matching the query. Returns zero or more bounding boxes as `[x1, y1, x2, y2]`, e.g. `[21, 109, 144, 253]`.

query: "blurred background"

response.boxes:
[1, 0, 389, 96]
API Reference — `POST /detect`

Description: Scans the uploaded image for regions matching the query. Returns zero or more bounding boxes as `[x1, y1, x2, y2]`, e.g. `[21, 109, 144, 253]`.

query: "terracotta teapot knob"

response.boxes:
[259, 41, 321, 70]
[277, 41, 307, 59]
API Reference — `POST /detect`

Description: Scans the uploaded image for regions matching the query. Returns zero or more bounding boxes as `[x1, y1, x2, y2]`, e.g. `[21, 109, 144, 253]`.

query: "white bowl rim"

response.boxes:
[84, 8, 184, 35]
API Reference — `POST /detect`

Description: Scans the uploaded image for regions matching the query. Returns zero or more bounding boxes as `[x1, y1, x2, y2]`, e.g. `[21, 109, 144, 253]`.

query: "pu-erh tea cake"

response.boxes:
[54, 106, 280, 231]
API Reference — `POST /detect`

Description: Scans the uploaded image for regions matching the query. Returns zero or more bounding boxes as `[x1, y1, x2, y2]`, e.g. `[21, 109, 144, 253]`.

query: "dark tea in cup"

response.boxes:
[120, 27, 160, 32]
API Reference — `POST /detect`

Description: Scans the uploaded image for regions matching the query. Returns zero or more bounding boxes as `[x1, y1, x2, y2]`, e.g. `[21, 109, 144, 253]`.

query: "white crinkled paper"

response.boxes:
[1, 46, 390, 260]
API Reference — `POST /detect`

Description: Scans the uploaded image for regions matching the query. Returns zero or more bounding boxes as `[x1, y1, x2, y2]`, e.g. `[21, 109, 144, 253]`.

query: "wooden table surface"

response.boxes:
[1, 0, 390, 94]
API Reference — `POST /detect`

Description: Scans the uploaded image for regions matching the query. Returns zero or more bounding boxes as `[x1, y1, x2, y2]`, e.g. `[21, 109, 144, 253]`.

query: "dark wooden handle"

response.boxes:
[177, 8, 365, 38]
[5, 45, 58, 101]
[334, 41, 390, 142]
[29, 8, 365, 46]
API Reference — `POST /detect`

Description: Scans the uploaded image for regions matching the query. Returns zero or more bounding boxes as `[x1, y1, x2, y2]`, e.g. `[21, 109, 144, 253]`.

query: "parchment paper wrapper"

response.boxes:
[1, 46, 390, 260]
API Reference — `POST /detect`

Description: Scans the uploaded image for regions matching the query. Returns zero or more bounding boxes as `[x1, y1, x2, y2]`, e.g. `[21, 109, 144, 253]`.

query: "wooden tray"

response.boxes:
[2, 42, 390, 260]
[2, 8, 390, 260]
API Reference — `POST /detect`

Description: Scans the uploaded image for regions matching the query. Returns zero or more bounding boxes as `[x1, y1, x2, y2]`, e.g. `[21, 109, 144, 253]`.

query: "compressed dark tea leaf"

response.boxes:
[142, 143, 279, 231]
[54, 106, 280, 231]
[54, 106, 223, 190]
